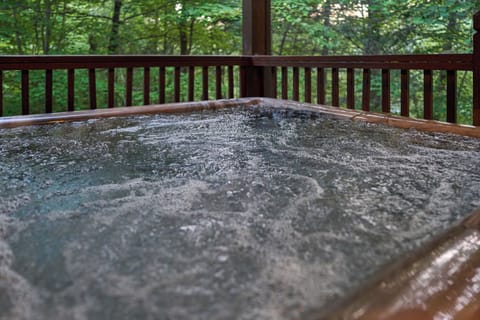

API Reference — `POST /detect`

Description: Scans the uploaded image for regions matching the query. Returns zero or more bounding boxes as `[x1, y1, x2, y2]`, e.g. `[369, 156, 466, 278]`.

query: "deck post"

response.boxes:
[242, 0, 274, 98]
[473, 11, 480, 126]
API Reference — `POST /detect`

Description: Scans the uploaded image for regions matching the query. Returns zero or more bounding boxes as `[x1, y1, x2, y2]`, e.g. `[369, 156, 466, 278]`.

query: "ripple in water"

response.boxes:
[1, 106, 480, 320]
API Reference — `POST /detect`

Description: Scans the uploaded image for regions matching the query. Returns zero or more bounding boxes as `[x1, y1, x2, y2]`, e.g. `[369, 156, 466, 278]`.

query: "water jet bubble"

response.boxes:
[217, 255, 229, 263]
[180, 225, 197, 232]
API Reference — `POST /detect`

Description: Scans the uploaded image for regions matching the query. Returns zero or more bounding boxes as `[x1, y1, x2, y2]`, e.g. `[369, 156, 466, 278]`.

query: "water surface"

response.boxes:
[1, 106, 480, 320]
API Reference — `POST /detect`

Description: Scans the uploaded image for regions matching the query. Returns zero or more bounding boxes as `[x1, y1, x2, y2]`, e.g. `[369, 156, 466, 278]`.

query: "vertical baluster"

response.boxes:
[304, 67, 311, 103]
[473, 11, 480, 125]
[126, 67, 133, 106]
[292, 67, 299, 101]
[446, 70, 457, 123]
[45, 69, 53, 113]
[401, 69, 410, 117]
[89, 68, 97, 110]
[271, 67, 277, 99]
[382, 69, 391, 113]
[0, 70, 3, 116]
[189, 66, 195, 102]
[347, 68, 355, 109]
[216, 66, 222, 99]
[423, 70, 433, 120]
[240, 66, 247, 98]
[281, 67, 288, 99]
[174, 66, 181, 102]
[22, 70, 29, 115]
[228, 66, 234, 99]
[202, 66, 209, 100]
[108, 68, 115, 108]
[362, 69, 371, 111]
[143, 67, 150, 105]
[68, 69, 75, 111]
[159, 67, 166, 104]
[317, 67, 325, 104]
[332, 68, 339, 107]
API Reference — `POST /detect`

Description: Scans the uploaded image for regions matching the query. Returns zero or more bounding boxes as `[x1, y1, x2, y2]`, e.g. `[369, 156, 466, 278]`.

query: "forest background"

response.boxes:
[0, 0, 479, 122]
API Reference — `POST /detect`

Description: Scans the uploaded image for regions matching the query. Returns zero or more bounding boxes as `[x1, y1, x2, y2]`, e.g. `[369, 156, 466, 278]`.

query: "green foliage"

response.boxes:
[270, 0, 479, 124]
[0, 0, 479, 123]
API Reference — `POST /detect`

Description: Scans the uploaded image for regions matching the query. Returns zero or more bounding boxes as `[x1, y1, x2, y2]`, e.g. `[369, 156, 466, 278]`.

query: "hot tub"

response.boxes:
[1, 98, 480, 320]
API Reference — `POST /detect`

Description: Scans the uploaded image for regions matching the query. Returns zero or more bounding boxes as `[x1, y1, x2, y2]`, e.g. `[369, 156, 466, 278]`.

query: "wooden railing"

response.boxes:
[0, 11, 479, 126]
[252, 54, 474, 124]
[0, 56, 250, 117]
[0, 54, 478, 125]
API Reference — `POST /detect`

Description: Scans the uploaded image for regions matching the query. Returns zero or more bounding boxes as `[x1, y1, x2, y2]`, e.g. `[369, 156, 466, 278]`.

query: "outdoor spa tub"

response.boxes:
[1, 98, 480, 320]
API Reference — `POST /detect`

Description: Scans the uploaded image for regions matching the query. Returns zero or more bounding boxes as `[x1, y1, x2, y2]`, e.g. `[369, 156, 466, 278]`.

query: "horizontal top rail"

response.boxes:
[0, 55, 252, 70]
[0, 54, 473, 71]
[252, 54, 474, 71]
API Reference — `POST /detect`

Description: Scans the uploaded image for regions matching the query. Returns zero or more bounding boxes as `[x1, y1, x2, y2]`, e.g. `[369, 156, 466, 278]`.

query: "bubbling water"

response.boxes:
[1, 106, 480, 320]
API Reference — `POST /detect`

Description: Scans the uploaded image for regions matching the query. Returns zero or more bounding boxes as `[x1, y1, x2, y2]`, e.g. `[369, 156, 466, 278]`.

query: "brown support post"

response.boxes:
[282, 67, 288, 99]
[216, 66, 222, 99]
[332, 68, 339, 107]
[189, 66, 195, 101]
[45, 69, 53, 113]
[228, 66, 234, 99]
[347, 68, 355, 109]
[240, 66, 248, 98]
[272, 67, 278, 98]
[0, 71, 3, 116]
[424, 70, 433, 120]
[242, 0, 272, 97]
[362, 69, 371, 111]
[22, 70, 29, 115]
[108, 68, 115, 108]
[382, 69, 390, 113]
[126, 68, 133, 106]
[88, 69, 97, 110]
[143, 67, 150, 105]
[304, 67, 311, 103]
[202, 66, 209, 100]
[68, 69, 75, 111]
[446, 70, 457, 123]
[174, 66, 181, 102]
[401, 69, 410, 117]
[159, 67, 165, 104]
[292, 67, 299, 101]
[473, 11, 480, 126]
[317, 68, 325, 105]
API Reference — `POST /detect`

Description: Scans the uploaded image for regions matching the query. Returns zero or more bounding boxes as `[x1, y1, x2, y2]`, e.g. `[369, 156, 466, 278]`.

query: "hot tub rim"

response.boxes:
[1, 97, 480, 138]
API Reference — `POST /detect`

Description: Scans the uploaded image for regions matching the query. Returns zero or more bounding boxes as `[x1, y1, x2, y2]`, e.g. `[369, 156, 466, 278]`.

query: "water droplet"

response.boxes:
[180, 225, 197, 232]
[217, 255, 229, 263]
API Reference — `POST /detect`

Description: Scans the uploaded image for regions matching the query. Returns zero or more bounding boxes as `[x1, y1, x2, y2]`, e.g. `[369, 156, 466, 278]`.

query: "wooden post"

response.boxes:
[242, 0, 273, 98]
[22, 70, 29, 115]
[242, 0, 271, 56]
[473, 11, 480, 126]
[0, 71, 3, 116]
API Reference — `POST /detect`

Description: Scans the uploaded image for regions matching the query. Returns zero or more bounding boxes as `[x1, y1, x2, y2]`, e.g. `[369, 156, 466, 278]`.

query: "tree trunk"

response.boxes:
[188, 18, 194, 54]
[361, 0, 383, 55]
[43, 0, 52, 54]
[179, 26, 188, 55]
[108, 0, 123, 54]
[34, 0, 42, 54]
[278, 23, 290, 55]
[178, 0, 188, 55]
[11, 3, 23, 54]
[57, 0, 68, 51]
[321, 0, 331, 55]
